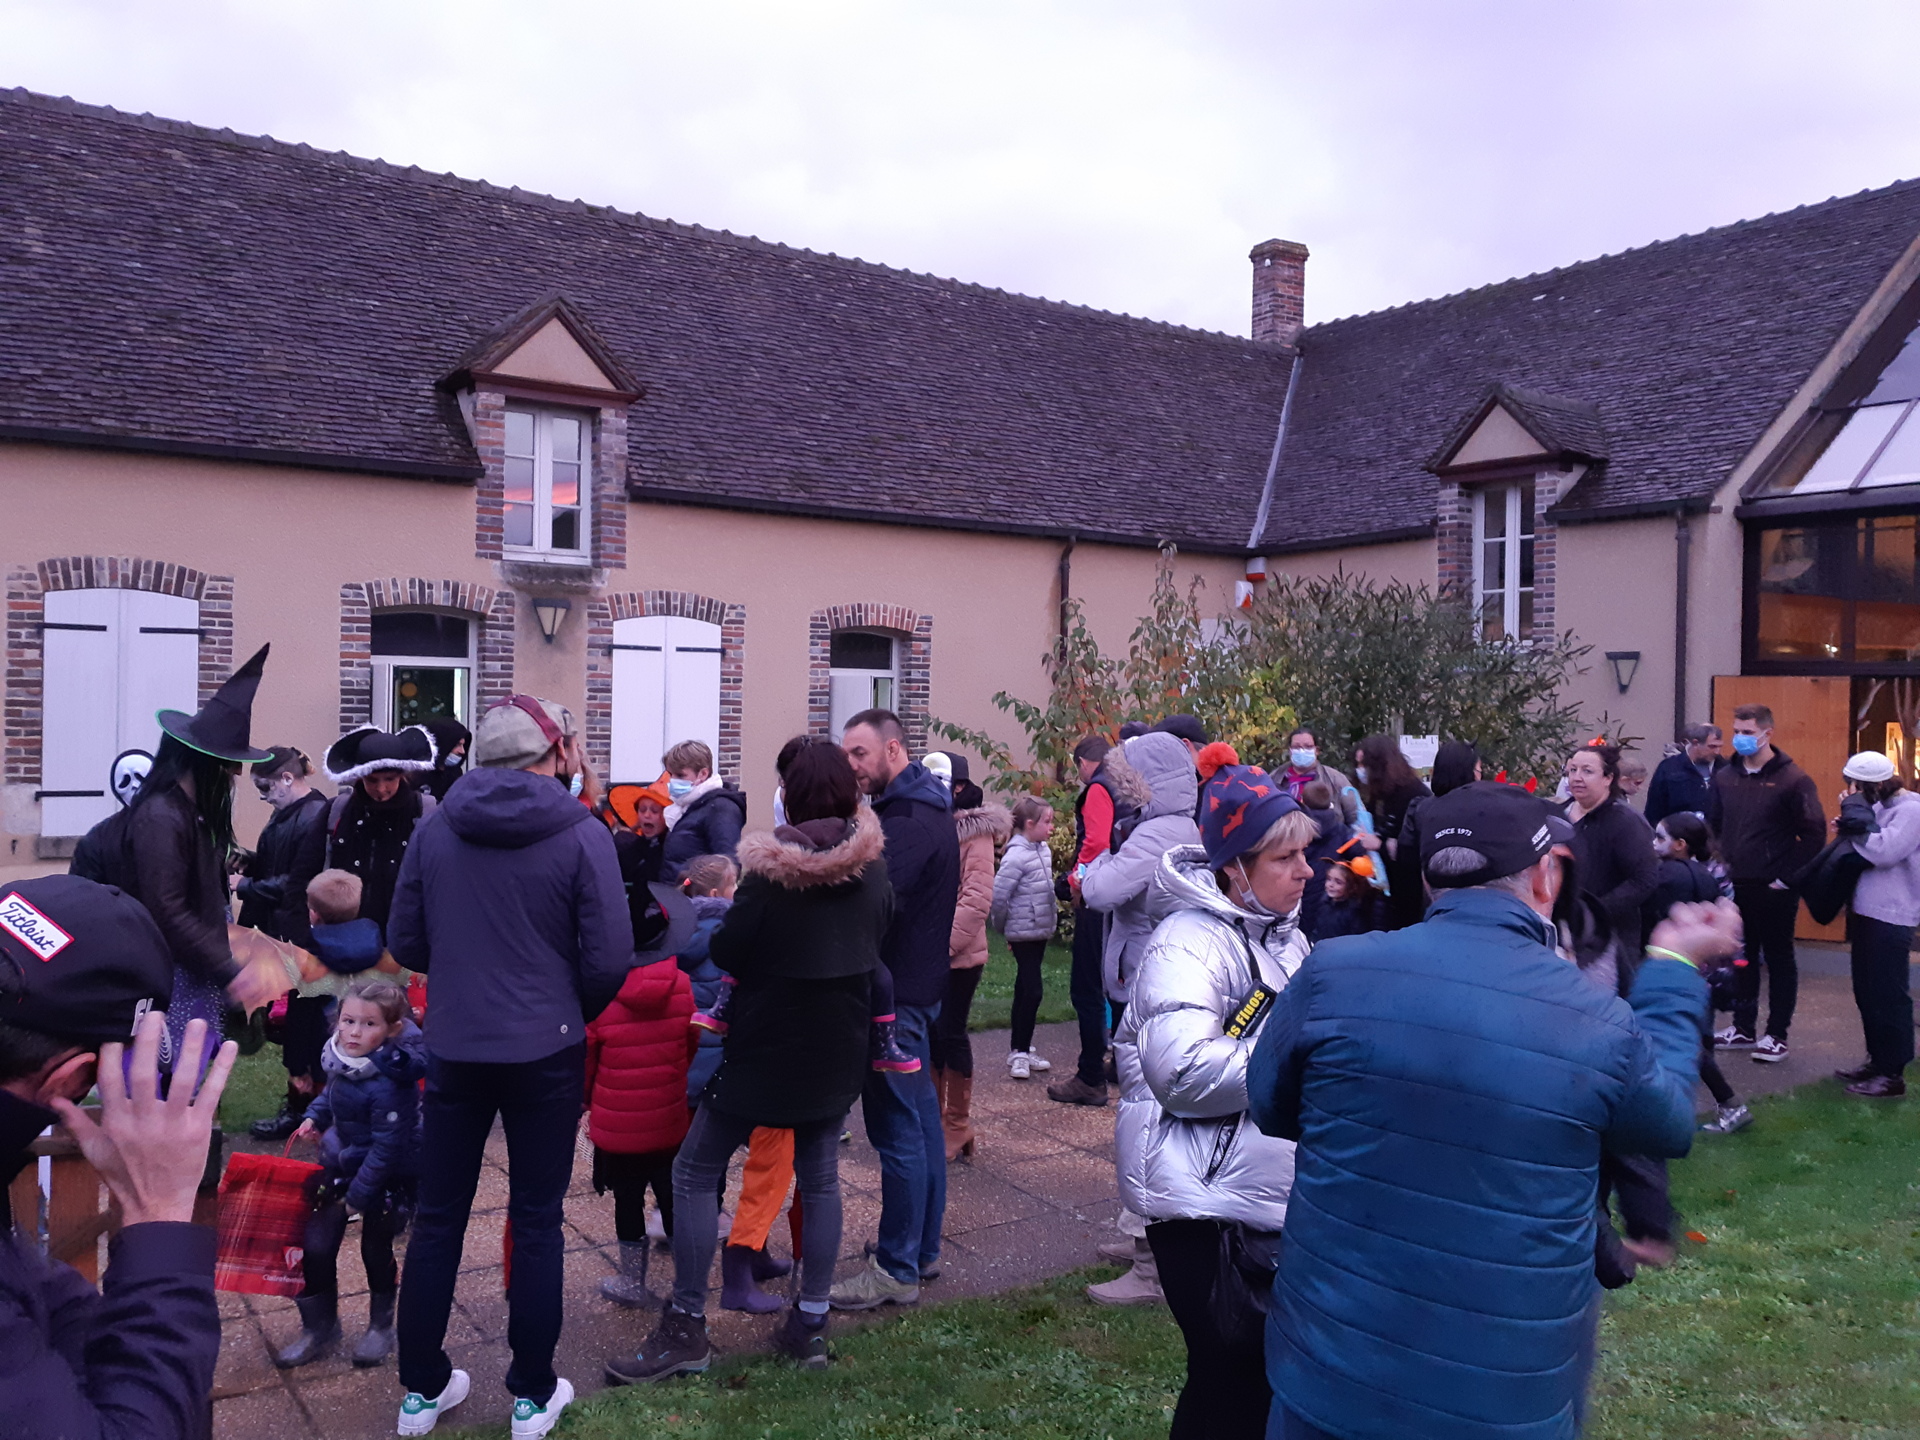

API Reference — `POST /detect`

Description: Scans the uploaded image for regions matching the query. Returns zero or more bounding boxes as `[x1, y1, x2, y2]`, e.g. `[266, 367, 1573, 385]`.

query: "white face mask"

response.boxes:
[1289, 748, 1317, 770]
[1353, 765, 1369, 784]
[1231, 859, 1279, 918]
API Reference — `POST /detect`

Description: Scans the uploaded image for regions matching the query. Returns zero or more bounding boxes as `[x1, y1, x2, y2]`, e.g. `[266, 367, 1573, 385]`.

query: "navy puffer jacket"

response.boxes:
[679, 895, 731, 1103]
[1248, 887, 1706, 1440]
[306, 1021, 426, 1213]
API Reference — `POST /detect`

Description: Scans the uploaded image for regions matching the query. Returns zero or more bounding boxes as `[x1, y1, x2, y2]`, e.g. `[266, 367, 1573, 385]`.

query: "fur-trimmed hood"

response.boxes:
[1101, 745, 1154, 811]
[954, 799, 1013, 847]
[737, 805, 885, 888]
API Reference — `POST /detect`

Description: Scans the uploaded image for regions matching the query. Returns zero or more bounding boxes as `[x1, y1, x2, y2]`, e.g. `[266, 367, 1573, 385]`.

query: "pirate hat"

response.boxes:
[156, 644, 274, 763]
[324, 725, 439, 786]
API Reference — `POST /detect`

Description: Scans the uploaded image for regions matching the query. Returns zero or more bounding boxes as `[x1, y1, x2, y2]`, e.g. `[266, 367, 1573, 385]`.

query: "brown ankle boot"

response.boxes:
[943, 1071, 976, 1162]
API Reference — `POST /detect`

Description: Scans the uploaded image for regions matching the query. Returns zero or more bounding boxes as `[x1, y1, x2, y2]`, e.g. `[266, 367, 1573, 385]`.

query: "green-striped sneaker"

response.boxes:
[511, 1377, 574, 1437]
[396, 1369, 470, 1435]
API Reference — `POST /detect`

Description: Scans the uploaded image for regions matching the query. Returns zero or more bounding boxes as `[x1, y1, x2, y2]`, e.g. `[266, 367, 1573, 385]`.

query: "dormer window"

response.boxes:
[504, 406, 588, 557]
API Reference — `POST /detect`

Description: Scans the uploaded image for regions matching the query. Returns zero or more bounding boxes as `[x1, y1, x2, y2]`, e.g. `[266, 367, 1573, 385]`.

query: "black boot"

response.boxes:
[273, 1293, 341, 1369]
[775, 1305, 829, 1370]
[251, 1084, 309, 1141]
[352, 1290, 396, 1367]
[604, 1306, 712, 1385]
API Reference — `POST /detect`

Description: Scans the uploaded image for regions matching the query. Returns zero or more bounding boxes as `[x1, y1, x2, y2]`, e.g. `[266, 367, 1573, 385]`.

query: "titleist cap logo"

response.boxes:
[0, 892, 73, 961]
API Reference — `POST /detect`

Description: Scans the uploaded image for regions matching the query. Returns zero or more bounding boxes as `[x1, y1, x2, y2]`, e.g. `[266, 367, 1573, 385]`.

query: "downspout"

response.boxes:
[1246, 353, 1304, 551]
[1057, 535, 1076, 653]
[1673, 507, 1693, 739]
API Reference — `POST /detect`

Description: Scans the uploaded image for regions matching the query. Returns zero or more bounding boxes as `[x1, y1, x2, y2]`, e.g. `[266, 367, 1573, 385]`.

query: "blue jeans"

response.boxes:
[669, 1105, 844, 1317]
[397, 1044, 583, 1407]
[860, 1000, 945, 1283]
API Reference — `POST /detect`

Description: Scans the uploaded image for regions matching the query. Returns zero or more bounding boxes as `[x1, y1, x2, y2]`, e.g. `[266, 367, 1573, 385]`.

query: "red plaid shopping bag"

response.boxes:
[214, 1146, 322, 1296]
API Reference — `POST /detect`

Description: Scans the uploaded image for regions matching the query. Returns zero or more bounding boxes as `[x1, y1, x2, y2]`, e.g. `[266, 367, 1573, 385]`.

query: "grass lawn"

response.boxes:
[436, 1079, 1920, 1440]
[217, 1042, 290, 1134]
[968, 933, 1076, 1033]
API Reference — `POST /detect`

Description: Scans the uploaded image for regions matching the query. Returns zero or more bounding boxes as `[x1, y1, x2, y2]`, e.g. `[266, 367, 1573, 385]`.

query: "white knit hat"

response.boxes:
[1842, 751, 1898, 783]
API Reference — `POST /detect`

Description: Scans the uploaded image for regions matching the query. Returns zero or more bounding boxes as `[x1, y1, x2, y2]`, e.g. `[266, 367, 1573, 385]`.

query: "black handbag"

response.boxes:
[1209, 1223, 1284, 1346]
[1796, 839, 1870, 926]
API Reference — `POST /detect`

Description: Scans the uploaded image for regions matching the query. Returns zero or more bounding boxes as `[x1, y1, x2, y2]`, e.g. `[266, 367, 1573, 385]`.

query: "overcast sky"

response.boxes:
[8, 0, 1920, 336]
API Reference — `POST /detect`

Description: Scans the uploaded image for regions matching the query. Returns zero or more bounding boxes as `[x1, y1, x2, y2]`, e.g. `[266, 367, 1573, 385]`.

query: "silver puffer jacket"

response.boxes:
[1113, 844, 1306, 1230]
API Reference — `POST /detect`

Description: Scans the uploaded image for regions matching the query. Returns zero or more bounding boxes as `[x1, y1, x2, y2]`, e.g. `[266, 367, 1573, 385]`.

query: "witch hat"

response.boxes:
[156, 644, 274, 763]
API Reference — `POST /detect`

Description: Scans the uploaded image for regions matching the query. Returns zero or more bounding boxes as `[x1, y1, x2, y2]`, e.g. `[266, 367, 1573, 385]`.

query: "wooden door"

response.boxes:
[1712, 675, 1848, 942]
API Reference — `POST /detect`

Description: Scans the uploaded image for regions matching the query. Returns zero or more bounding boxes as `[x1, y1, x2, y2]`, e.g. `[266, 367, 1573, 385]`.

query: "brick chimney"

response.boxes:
[1250, 238, 1309, 347]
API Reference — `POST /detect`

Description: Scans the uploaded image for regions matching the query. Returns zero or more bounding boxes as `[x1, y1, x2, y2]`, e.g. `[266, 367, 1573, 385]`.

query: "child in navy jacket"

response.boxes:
[282, 977, 425, 1370]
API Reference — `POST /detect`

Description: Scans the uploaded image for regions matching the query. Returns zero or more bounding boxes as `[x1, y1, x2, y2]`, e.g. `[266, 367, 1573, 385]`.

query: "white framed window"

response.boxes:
[1472, 480, 1536, 641]
[40, 588, 199, 836]
[610, 615, 723, 782]
[371, 611, 473, 729]
[504, 406, 589, 559]
[828, 631, 897, 739]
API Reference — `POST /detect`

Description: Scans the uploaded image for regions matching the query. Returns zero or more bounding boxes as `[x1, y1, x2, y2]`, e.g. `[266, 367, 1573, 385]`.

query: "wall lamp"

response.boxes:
[532, 597, 572, 644]
[1605, 650, 1641, 694]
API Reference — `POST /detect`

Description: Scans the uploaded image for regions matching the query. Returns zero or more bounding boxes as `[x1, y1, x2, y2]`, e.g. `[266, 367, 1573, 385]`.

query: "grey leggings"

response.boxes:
[670, 1104, 844, 1317]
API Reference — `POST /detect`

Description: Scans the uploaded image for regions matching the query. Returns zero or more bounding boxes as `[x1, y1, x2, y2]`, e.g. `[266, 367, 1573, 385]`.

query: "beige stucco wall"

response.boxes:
[0, 443, 1235, 857]
[1688, 496, 1746, 724]
[1266, 537, 1437, 589]
[1553, 516, 1683, 755]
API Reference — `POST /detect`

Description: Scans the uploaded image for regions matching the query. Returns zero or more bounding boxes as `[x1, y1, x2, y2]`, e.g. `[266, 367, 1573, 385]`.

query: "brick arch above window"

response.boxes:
[808, 603, 934, 755]
[585, 590, 746, 783]
[5, 556, 235, 785]
[339, 578, 514, 732]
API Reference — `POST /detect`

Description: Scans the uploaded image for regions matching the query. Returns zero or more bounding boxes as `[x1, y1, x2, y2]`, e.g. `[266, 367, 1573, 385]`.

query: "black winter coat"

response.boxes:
[237, 789, 329, 946]
[613, 827, 669, 949]
[327, 783, 435, 929]
[661, 783, 747, 879]
[0, 1091, 221, 1440]
[870, 762, 961, 1008]
[706, 809, 892, 1126]
[306, 1021, 426, 1211]
[1367, 780, 1430, 929]
[387, 767, 634, 1065]
[1642, 855, 1721, 945]
[1644, 753, 1724, 826]
[1707, 748, 1827, 886]
[1563, 795, 1660, 953]
[123, 784, 238, 986]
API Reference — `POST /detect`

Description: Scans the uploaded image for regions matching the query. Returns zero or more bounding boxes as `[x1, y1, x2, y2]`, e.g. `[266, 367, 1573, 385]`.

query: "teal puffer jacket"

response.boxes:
[1248, 887, 1706, 1440]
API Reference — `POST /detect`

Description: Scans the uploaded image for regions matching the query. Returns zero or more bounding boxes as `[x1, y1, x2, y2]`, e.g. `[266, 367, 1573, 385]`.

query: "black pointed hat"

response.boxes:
[156, 644, 274, 764]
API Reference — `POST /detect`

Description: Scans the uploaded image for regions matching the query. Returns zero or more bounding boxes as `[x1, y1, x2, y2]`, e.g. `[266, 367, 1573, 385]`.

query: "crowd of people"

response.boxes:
[5, 638, 1916, 1439]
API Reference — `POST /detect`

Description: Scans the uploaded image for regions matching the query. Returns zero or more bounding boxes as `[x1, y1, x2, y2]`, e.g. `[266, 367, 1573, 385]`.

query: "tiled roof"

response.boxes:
[0, 90, 1292, 553]
[1260, 178, 1920, 551]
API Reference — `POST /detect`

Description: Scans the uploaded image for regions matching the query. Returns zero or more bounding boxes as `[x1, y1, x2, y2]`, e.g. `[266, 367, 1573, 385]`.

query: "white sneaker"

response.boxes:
[1009, 1051, 1031, 1080]
[1026, 1050, 1051, 1073]
[1713, 1026, 1757, 1049]
[397, 1369, 470, 1435]
[511, 1377, 574, 1438]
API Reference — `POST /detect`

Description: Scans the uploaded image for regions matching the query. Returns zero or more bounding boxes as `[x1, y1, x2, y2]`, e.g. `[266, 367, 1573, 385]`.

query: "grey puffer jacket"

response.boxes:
[1113, 844, 1305, 1231]
[1080, 732, 1201, 1003]
[991, 833, 1057, 942]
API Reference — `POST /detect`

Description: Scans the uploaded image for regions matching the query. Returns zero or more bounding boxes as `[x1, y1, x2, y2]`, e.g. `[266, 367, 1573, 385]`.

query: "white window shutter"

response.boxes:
[610, 615, 668, 783]
[41, 590, 123, 837]
[119, 591, 200, 758]
[664, 618, 723, 767]
[829, 674, 875, 742]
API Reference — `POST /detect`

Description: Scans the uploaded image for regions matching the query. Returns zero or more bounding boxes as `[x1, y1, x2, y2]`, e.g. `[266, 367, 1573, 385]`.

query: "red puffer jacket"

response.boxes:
[585, 958, 698, 1154]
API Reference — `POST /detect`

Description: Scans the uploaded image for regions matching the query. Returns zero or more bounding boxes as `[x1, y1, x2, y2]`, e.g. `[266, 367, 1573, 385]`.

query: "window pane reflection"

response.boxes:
[1754, 516, 1920, 666]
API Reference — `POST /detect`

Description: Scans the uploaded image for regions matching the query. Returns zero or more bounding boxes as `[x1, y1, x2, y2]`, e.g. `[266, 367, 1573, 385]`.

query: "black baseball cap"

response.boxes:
[1153, 714, 1209, 746]
[1419, 781, 1559, 889]
[0, 875, 174, 1047]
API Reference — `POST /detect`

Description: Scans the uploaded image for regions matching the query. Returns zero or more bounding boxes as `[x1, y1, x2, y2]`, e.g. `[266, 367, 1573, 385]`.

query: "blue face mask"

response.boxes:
[1731, 733, 1762, 757]
[668, 778, 695, 800]
[1289, 748, 1317, 770]
[567, 771, 585, 798]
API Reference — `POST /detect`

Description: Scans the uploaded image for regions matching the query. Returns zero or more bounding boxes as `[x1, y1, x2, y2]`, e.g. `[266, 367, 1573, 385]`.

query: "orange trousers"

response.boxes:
[729, 1126, 797, 1252]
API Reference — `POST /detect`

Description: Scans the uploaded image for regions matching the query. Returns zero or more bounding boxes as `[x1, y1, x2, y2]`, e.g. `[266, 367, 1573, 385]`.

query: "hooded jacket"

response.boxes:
[870, 761, 961, 1008]
[1644, 751, 1725, 825]
[1079, 732, 1201, 1003]
[992, 833, 1058, 942]
[1247, 887, 1707, 1440]
[237, 788, 330, 946]
[1113, 846, 1304, 1231]
[387, 766, 635, 1064]
[661, 778, 747, 879]
[0, 1090, 221, 1440]
[1848, 787, 1920, 927]
[121, 784, 240, 987]
[706, 808, 893, 1125]
[949, 800, 1013, 969]
[586, 954, 698, 1154]
[306, 1019, 427, 1212]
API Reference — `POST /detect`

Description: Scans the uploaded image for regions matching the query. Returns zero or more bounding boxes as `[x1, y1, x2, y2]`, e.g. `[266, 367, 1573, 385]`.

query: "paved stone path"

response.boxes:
[211, 946, 1889, 1439]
